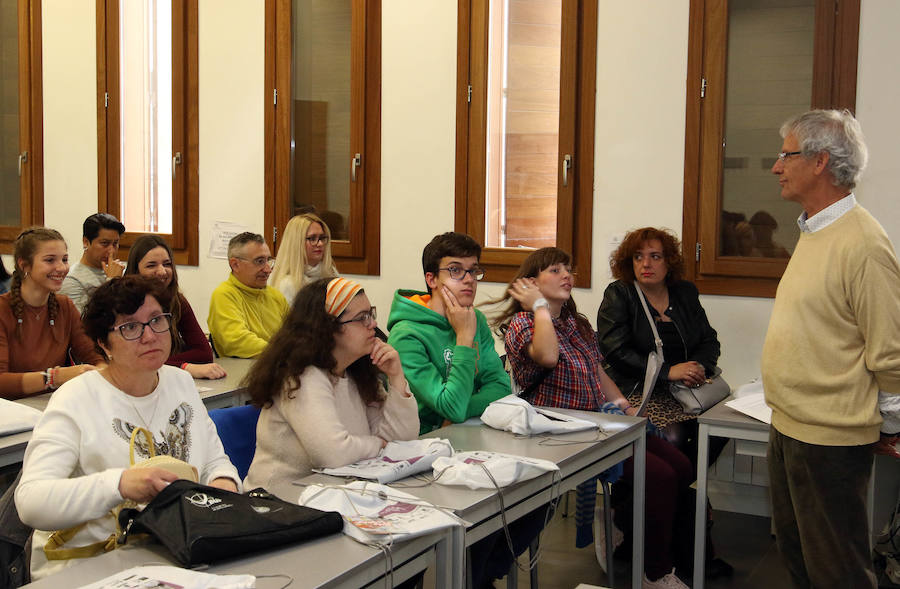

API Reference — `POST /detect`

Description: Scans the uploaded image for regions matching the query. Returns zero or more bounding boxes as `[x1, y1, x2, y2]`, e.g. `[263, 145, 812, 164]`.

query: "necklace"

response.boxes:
[128, 394, 161, 431]
[104, 368, 162, 429]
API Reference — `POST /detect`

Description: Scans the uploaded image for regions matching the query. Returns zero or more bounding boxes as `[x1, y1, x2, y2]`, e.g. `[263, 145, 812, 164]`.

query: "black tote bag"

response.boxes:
[118, 480, 344, 567]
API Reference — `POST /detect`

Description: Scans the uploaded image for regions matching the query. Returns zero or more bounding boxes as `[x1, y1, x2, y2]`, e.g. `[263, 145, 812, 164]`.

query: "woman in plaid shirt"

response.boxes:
[492, 247, 707, 589]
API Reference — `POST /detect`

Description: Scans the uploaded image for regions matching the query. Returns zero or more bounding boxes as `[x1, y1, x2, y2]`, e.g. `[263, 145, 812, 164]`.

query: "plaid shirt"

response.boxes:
[505, 311, 608, 410]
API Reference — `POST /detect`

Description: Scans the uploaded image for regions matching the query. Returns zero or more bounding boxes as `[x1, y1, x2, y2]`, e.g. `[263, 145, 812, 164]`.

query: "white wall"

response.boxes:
[38, 0, 900, 389]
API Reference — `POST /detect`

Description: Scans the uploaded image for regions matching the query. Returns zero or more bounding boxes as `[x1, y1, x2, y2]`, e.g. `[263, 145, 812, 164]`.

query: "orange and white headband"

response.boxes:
[325, 277, 362, 317]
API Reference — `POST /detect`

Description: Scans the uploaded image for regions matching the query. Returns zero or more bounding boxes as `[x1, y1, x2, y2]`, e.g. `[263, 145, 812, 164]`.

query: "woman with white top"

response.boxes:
[16, 276, 240, 579]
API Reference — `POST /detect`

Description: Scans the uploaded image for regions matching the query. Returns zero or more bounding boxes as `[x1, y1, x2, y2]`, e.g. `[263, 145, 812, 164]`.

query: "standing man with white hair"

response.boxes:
[762, 109, 900, 588]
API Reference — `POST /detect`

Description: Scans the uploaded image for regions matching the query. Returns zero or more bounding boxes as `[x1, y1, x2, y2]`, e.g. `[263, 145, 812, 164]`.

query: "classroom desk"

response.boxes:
[301, 408, 647, 588]
[692, 398, 884, 589]
[0, 358, 254, 468]
[191, 356, 254, 409]
[21, 524, 451, 588]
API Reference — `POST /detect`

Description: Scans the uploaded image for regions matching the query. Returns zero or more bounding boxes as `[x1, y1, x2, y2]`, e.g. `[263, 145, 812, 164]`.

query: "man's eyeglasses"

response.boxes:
[776, 151, 803, 162]
[438, 266, 485, 281]
[339, 307, 377, 327]
[235, 256, 276, 269]
[110, 313, 172, 341]
[306, 235, 329, 245]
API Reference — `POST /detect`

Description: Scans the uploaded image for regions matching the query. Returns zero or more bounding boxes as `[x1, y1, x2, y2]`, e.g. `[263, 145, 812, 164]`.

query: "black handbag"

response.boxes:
[118, 480, 344, 567]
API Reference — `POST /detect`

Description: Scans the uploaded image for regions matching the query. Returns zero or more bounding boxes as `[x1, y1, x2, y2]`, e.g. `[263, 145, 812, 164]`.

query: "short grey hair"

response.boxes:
[780, 109, 868, 189]
[227, 231, 265, 259]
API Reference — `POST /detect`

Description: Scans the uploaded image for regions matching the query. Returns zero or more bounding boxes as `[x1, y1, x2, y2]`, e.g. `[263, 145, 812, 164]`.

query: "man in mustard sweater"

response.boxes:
[762, 109, 900, 588]
[208, 232, 288, 358]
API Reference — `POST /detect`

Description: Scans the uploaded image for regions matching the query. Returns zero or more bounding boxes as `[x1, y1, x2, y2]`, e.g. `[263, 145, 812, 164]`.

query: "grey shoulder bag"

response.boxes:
[634, 282, 729, 415]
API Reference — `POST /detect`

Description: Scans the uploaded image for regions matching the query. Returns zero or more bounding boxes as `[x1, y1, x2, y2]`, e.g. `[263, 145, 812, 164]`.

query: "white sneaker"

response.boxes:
[643, 569, 689, 589]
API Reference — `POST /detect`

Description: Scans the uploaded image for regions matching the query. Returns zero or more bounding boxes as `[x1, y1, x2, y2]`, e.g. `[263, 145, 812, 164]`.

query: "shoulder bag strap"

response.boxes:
[633, 282, 664, 360]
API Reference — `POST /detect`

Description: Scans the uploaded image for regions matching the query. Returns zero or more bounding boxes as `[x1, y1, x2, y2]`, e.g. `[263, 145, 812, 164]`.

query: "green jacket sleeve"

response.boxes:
[208, 287, 268, 358]
[389, 325, 478, 424]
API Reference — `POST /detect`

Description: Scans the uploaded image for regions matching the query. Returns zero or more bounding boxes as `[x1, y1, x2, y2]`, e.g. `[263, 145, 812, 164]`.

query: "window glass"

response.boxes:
[718, 0, 814, 258]
[0, 0, 20, 226]
[119, 0, 173, 233]
[484, 0, 561, 249]
[291, 0, 352, 240]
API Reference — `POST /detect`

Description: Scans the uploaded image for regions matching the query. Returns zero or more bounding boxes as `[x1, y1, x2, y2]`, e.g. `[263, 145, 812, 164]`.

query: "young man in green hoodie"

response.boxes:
[388, 232, 545, 587]
[387, 231, 510, 433]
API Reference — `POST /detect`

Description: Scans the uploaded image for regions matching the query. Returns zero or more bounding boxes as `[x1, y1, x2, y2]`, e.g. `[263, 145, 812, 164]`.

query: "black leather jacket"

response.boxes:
[596, 279, 720, 396]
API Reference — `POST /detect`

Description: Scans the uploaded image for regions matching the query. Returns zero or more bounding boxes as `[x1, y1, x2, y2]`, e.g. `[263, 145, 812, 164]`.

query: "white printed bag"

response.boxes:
[431, 450, 559, 490]
[480, 395, 597, 435]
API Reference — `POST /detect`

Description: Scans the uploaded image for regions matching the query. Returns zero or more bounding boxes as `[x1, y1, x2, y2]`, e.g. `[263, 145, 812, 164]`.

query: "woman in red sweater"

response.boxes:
[0, 228, 103, 400]
[125, 235, 225, 379]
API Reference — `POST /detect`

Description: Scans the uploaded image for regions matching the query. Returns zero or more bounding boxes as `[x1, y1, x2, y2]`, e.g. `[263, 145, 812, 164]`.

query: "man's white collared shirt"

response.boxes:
[797, 193, 856, 234]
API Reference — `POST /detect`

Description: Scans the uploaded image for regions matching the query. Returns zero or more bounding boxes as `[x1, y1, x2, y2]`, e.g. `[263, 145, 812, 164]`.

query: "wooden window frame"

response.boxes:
[0, 0, 43, 252]
[454, 0, 596, 287]
[682, 0, 860, 297]
[264, 0, 381, 275]
[96, 0, 199, 265]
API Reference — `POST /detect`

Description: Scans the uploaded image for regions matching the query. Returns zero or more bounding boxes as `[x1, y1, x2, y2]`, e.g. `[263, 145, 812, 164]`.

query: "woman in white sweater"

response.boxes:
[16, 276, 240, 579]
[244, 277, 419, 490]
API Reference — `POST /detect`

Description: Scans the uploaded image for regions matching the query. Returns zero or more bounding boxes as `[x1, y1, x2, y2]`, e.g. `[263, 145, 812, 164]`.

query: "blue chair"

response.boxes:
[208, 404, 261, 480]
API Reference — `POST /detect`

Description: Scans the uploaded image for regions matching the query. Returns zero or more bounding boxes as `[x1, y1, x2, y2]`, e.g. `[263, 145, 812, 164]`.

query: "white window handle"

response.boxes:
[351, 153, 361, 182]
[172, 152, 183, 179]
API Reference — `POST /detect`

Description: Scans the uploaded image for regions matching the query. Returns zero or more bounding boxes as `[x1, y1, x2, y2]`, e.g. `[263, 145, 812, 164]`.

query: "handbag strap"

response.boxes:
[129, 426, 156, 465]
[633, 282, 664, 360]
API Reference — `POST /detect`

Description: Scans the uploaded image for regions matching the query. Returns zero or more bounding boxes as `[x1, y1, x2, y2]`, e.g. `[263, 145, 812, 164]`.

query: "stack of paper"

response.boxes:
[725, 393, 772, 424]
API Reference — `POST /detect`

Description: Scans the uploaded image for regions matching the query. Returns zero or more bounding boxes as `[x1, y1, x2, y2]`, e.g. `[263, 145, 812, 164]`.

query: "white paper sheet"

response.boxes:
[725, 392, 772, 424]
[78, 565, 254, 589]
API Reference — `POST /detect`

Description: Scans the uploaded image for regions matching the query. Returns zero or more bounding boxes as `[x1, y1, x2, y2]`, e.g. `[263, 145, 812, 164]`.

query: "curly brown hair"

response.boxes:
[487, 247, 593, 343]
[243, 277, 383, 409]
[610, 227, 684, 284]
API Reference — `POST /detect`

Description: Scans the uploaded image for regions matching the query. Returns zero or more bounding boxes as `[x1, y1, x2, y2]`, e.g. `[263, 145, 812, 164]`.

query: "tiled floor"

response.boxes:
[499, 502, 793, 589]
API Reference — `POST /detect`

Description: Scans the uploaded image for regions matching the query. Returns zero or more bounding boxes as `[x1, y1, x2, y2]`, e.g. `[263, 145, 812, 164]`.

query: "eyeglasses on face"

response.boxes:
[306, 235, 329, 245]
[438, 266, 485, 281]
[338, 306, 377, 327]
[776, 151, 803, 162]
[110, 313, 172, 341]
[235, 256, 276, 269]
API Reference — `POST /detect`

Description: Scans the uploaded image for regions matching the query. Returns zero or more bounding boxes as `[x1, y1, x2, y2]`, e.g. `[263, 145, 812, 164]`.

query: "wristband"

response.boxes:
[181, 362, 189, 371]
[532, 297, 550, 312]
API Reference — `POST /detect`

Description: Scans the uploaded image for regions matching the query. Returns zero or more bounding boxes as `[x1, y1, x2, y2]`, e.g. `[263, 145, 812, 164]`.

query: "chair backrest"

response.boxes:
[207, 404, 261, 480]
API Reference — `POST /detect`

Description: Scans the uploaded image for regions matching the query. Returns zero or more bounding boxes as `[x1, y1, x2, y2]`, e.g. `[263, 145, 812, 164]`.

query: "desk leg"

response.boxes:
[632, 427, 646, 589]
[693, 422, 710, 589]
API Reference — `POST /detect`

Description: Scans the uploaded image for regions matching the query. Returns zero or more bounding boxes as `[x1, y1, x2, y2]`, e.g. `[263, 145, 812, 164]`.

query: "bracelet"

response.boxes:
[532, 297, 550, 312]
[42, 367, 58, 391]
[181, 362, 189, 371]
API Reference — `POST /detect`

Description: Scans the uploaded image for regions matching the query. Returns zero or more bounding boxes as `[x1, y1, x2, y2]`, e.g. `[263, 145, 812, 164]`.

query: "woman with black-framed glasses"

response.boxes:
[15, 276, 240, 579]
[244, 277, 418, 490]
[270, 213, 339, 305]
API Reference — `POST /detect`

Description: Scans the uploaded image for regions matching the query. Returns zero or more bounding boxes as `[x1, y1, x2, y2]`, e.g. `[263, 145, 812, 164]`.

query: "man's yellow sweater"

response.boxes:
[762, 204, 900, 446]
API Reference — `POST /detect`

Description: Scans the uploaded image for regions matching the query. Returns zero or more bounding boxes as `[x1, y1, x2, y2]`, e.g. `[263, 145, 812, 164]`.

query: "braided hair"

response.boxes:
[10, 227, 66, 342]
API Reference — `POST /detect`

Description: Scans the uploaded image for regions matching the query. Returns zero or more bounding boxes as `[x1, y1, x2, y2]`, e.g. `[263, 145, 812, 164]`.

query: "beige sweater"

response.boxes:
[762, 205, 900, 445]
[245, 365, 420, 490]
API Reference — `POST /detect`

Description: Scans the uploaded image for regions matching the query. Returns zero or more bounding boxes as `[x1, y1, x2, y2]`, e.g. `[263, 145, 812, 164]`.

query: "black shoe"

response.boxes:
[705, 557, 734, 579]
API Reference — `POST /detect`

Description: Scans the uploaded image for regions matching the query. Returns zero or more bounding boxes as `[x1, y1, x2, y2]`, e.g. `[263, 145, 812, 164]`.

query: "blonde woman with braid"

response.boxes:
[270, 213, 339, 305]
[0, 228, 104, 400]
